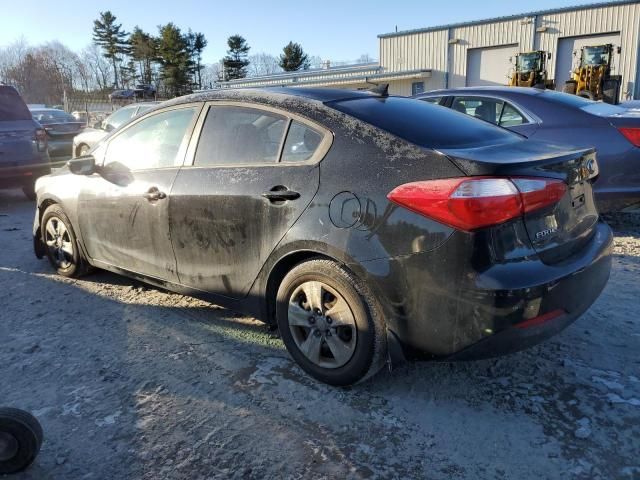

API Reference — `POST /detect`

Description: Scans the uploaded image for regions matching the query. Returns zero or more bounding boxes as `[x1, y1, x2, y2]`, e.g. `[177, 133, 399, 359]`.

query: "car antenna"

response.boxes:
[366, 82, 389, 97]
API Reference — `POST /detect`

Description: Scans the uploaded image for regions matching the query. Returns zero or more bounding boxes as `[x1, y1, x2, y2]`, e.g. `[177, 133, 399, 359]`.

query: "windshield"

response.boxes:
[517, 53, 541, 72]
[0, 86, 31, 121]
[328, 96, 520, 149]
[582, 46, 610, 66]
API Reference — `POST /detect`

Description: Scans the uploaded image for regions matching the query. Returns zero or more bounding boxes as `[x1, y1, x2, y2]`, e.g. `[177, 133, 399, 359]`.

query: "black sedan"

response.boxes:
[32, 88, 612, 385]
[30, 108, 84, 164]
[414, 87, 640, 212]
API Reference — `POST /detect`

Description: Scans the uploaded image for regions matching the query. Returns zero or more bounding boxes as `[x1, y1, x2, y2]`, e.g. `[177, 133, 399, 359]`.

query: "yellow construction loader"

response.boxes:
[563, 44, 622, 104]
[509, 51, 555, 89]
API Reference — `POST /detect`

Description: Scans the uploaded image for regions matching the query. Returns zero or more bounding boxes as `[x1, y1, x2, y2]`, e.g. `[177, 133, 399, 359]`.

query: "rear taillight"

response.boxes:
[34, 128, 47, 152]
[618, 127, 640, 147]
[387, 176, 567, 231]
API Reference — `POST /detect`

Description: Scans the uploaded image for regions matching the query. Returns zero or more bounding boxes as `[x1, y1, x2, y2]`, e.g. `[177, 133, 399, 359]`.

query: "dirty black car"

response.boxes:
[32, 88, 612, 385]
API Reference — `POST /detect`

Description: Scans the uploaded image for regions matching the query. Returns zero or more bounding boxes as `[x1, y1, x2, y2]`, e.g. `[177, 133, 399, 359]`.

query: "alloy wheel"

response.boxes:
[288, 280, 357, 369]
[44, 217, 74, 269]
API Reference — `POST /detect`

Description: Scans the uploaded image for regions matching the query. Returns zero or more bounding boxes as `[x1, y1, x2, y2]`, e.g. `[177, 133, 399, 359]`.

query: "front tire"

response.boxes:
[276, 259, 386, 386]
[41, 204, 90, 278]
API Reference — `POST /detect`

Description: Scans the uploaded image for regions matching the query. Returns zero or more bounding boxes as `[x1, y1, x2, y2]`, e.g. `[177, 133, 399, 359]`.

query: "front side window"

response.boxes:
[194, 106, 287, 166]
[104, 107, 198, 171]
[281, 121, 323, 163]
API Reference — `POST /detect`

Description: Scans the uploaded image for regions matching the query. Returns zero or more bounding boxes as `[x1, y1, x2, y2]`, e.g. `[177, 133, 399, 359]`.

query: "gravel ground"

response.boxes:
[1, 188, 639, 480]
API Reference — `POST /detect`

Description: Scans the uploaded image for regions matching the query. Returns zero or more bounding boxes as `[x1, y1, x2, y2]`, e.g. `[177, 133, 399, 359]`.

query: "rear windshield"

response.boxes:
[328, 96, 520, 149]
[0, 87, 31, 121]
[31, 109, 76, 124]
[536, 90, 626, 116]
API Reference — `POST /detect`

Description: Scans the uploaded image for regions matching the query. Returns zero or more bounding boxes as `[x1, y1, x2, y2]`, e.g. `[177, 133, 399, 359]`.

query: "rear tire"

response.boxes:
[41, 204, 91, 278]
[22, 182, 36, 201]
[276, 259, 387, 386]
[0, 408, 43, 474]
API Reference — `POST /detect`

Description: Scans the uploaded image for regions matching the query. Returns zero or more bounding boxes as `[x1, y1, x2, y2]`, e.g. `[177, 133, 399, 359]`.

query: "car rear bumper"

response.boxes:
[0, 161, 51, 188]
[360, 221, 613, 360]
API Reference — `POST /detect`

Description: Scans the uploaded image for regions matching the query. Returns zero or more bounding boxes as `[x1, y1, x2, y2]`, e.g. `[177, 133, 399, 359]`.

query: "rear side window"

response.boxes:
[329, 96, 519, 149]
[194, 106, 286, 166]
[281, 121, 323, 163]
[0, 87, 31, 121]
[499, 103, 526, 127]
[452, 97, 504, 124]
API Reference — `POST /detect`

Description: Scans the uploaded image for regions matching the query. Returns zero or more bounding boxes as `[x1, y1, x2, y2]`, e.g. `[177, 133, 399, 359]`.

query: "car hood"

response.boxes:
[74, 128, 107, 144]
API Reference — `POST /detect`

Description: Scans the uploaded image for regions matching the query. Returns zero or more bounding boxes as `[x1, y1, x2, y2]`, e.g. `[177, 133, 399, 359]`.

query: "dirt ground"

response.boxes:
[1, 188, 639, 480]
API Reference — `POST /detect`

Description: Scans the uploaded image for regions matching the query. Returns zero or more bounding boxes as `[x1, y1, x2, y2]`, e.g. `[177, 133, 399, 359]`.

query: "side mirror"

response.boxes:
[104, 123, 114, 133]
[68, 155, 98, 175]
[92, 121, 102, 129]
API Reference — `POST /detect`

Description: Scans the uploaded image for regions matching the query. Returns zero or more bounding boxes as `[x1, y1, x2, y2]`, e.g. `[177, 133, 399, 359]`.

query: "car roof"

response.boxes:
[416, 86, 544, 97]
[165, 87, 379, 108]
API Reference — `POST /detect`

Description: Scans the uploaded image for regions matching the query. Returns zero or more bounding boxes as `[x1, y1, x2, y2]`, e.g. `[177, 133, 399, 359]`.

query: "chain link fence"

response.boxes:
[62, 92, 167, 126]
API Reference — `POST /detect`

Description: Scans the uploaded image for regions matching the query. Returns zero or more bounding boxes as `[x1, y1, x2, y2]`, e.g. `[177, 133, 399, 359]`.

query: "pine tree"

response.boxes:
[92, 11, 129, 89]
[156, 23, 192, 97]
[223, 35, 250, 80]
[279, 41, 310, 71]
[129, 26, 157, 85]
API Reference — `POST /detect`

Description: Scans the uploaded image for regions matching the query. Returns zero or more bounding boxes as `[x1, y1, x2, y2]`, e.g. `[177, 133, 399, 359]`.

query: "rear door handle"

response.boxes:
[143, 187, 167, 201]
[261, 188, 300, 202]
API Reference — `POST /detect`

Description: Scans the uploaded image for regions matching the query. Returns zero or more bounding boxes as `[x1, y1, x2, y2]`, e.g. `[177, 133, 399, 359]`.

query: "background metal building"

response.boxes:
[220, 1, 640, 100]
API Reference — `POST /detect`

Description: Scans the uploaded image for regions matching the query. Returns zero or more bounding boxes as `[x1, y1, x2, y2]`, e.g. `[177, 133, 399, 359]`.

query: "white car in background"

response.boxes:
[72, 102, 158, 157]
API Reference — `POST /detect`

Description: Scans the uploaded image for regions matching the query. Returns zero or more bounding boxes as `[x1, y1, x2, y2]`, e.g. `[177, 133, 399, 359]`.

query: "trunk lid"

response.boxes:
[42, 121, 84, 137]
[440, 140, 599, 263]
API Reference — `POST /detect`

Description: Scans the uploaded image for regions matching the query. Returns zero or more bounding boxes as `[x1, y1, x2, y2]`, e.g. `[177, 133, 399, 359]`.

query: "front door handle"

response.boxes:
[143, 187, 167, 201]
[261, 187, 300, 202]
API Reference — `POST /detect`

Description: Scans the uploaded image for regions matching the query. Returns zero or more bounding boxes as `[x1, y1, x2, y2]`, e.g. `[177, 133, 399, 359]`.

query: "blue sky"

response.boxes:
[2, 0, 608, 64]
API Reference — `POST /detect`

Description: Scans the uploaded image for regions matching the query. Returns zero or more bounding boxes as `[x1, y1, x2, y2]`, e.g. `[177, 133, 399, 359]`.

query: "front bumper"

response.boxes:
[360, 222, 613, 359]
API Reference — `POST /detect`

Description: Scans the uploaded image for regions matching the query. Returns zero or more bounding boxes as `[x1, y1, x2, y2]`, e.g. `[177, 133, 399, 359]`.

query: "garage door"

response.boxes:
[555, 32, 621, 90]
[466, 44, 519, 86]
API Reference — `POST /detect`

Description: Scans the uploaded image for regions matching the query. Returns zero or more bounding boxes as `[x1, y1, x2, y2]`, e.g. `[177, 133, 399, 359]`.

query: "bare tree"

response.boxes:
[0, 37, 29, 83]
[80, 44, 114, 91]
[248, 52, 282, 77]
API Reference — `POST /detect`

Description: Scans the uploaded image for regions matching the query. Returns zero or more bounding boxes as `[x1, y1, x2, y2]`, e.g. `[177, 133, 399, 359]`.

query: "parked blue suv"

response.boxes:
[0, 86, 51, 199]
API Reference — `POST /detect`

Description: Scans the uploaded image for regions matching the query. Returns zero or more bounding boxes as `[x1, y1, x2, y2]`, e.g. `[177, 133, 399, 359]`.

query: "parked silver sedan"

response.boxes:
[72, 102, 158, 157]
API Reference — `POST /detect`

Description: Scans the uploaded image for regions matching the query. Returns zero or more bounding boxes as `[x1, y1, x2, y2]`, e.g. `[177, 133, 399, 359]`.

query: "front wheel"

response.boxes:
[276, 259, 386, 386]
[41, 204, 90, 278]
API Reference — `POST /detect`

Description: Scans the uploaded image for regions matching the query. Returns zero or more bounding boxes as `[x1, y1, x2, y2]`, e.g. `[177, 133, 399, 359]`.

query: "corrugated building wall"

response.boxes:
[378, 0, 640, 99]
